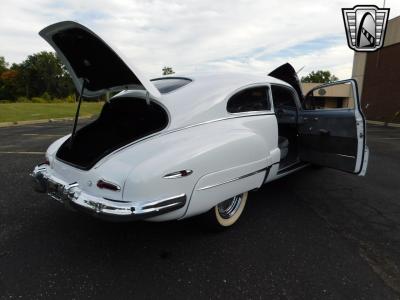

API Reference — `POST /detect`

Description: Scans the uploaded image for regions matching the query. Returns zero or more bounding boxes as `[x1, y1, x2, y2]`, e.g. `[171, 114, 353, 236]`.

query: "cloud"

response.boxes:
[0, 0, 399, 79]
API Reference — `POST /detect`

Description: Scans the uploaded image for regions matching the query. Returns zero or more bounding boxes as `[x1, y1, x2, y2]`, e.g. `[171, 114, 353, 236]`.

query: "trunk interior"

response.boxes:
[56, 97, 169, 170]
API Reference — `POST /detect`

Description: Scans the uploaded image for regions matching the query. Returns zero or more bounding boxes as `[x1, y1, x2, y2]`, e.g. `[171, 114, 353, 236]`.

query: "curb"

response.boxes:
[367, 120, 400, 128]
[0, 115, 95, 128]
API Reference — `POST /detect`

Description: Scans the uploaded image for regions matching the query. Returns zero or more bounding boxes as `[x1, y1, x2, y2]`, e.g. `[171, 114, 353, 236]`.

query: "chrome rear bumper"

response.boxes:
[31, 165, 186, 221]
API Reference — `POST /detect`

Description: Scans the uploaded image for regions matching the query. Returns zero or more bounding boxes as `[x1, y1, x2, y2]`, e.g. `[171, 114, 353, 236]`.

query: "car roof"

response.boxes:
[118, 72, 292, 130]
[165, 72, 291, 90]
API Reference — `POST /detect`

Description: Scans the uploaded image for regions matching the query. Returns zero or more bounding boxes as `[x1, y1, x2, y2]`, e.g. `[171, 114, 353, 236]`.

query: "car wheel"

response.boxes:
[203, 192, 248, 229]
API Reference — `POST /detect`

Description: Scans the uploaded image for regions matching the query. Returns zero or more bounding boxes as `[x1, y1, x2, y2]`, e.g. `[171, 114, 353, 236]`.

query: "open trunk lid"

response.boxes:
[39, 21, 161, 99]
[268, 63, 304, 102]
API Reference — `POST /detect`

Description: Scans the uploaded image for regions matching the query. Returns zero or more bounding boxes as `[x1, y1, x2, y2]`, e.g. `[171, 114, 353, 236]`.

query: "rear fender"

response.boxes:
[119, 116, 276, 221]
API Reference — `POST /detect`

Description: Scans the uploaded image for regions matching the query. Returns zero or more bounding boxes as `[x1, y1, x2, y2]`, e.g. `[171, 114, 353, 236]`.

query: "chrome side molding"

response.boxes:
[163, 170, 193, 179]
[197, 167, 267, 191]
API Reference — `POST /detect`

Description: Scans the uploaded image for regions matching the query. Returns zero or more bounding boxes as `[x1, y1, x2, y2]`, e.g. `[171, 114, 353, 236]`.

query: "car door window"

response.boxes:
[303, 82, 355, 110]
[227, 86, 270, 113]
[271, 85, 298, 110]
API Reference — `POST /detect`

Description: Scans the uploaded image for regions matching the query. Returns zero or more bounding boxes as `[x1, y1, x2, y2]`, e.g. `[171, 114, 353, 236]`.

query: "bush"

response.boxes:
[16, 96, 30, 102]
[41, 92, 52, 101]
[66, 94, 76, 103]
[31, 97, 48, 103]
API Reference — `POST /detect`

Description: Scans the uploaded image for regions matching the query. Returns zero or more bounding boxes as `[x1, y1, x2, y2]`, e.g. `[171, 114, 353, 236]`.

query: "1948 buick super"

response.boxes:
[31, 21, 369, 228]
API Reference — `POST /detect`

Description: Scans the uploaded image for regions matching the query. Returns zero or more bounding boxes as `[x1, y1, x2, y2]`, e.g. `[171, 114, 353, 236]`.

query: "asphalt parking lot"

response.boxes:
[0, 121, 399, 299]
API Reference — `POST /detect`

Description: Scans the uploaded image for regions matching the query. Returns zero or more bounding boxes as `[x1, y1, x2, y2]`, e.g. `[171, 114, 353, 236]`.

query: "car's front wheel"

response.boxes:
[204, 192, 248, 229]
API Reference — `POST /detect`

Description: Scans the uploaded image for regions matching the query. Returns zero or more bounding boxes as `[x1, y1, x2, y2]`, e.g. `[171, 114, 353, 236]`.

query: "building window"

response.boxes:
[303, 83, 355, 110]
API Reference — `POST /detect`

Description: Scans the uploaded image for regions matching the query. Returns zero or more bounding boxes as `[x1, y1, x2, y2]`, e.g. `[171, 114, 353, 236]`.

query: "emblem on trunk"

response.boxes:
[342, 5, 390, 52]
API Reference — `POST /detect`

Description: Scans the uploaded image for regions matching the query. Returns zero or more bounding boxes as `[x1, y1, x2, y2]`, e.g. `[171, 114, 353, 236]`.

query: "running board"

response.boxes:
[277, 161, 307, 175]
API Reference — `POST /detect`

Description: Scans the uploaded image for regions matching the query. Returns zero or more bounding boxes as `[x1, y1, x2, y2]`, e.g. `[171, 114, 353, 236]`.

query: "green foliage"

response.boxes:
[162, 66, 175, 75]
[31, 97, 49, 103]
[65, 94, 76, 103]
[301, 70, 339, 83]
[16, 96, 29, 102]
[41, 92, 52, 101]
[0, 52, 75, 101]
[0, 56, 8, 74]
[1, 52, 178, 102]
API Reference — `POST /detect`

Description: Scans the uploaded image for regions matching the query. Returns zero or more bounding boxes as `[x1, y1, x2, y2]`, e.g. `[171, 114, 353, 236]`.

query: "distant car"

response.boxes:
[31, 21, 369, 228]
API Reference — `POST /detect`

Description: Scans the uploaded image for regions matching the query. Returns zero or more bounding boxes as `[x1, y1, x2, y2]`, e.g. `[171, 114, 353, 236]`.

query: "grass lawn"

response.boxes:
[0, 102, 104, 123]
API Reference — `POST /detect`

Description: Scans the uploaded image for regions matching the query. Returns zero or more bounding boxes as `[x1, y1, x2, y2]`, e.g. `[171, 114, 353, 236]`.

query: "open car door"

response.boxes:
[298, 80, 369, 175]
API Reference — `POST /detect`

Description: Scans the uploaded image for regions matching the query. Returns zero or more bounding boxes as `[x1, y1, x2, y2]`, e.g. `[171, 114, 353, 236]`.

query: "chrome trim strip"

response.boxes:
[141, 193, 186, 209]
[93, 113, 275, 168]
[274, 163, 309, 179]
[277, 161, 305, 175]
[196, 167, 267, 191]
[163, 170, 193, 179]
[336, 153, 356, 159]
[103, 197, 131, 204]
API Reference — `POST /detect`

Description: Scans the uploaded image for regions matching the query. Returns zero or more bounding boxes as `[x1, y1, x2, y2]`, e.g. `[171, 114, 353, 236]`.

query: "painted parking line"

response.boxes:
[0, 151, 45, 155]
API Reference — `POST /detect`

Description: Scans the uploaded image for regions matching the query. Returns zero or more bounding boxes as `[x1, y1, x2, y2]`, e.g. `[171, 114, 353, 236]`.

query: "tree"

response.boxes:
[0, 56, 11, 100]
[162, 66, 175, 75]
[301, 70, 338, 83]
[8, 51, 75, 99]
[0, 52, 76, 101]
[0, 69, 18, 100]
[0, 56, 8, 74]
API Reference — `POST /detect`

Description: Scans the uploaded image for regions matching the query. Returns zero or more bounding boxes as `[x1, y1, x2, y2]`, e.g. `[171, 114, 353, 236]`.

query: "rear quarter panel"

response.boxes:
[113, 114, 278, 221]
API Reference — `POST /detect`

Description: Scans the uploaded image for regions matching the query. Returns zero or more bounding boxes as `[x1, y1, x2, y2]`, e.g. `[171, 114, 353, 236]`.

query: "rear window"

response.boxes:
[227, 86, 271, 113]
[151, 78, 192, 94]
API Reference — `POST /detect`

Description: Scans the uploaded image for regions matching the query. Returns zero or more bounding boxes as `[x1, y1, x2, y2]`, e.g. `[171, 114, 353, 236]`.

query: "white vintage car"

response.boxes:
[31, 21, 369, 228]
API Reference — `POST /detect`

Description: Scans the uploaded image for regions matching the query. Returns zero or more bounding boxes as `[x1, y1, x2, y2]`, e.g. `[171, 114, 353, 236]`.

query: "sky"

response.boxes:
[0, 0, 399, 79]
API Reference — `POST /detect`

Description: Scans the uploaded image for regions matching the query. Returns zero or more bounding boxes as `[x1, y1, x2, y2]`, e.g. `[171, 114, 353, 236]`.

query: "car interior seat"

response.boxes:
[278, 136, 289, 160]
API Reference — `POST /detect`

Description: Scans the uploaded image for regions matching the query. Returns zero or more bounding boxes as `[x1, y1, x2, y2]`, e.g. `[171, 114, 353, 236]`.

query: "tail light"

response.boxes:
[97, 179, 121, 191]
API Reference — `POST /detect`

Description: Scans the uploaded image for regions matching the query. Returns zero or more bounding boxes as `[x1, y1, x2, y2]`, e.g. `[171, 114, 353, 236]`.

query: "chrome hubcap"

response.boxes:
[217, 194, 243, 219]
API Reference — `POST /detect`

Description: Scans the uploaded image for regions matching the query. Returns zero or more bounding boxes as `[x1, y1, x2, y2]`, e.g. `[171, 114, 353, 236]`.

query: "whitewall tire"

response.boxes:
[204, 192, 248, 229]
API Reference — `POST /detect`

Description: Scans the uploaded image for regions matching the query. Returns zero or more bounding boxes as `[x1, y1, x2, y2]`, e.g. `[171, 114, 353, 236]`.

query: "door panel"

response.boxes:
[298, 110, 358, 171]
[298, 80, 368, 174]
